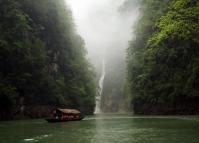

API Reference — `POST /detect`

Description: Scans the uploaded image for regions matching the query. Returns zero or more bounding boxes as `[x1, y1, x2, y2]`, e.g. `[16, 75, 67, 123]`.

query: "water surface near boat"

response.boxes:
[0, 114, 199, 143]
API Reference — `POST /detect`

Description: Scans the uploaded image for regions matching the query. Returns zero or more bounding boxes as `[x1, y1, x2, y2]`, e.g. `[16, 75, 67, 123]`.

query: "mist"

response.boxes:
[67, 0, 139, 68]
[66, 0, 140, 112]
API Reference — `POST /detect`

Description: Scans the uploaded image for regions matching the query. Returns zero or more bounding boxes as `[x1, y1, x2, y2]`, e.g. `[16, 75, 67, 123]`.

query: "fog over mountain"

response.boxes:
[66, 0, 139, 112]
[67, 0, 139, 68]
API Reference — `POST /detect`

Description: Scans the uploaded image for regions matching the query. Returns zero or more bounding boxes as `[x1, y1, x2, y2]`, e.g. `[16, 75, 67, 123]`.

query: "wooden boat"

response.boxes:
[45, 108, 84, 123]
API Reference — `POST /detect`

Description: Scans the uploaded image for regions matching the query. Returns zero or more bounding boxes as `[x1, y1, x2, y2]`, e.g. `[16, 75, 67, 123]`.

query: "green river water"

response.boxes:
[0, 114, 199, 143]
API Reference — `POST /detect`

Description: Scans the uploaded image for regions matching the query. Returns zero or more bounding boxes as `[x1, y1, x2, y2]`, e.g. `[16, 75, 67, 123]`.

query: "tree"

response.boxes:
[0, 0, 96, 119]
[127, 0, 199, 114]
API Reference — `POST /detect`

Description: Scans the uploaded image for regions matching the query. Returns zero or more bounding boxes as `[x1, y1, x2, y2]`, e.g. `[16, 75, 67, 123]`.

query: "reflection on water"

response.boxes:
[93, 114, 106, 143]
[24, 134, 51, 142]
[0, 114, 199, 143]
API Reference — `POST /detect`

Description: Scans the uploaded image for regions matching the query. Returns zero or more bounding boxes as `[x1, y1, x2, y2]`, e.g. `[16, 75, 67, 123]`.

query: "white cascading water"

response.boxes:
[94, 59, 106, 114]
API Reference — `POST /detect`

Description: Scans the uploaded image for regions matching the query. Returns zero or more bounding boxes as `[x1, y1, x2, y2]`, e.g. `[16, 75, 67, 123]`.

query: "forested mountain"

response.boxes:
[127, 0, 199, 114]
[0, 0, 96, 120]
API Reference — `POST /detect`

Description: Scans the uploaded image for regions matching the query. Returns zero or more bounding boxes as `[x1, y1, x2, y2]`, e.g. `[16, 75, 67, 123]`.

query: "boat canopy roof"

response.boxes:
[56, 108, 81, 114]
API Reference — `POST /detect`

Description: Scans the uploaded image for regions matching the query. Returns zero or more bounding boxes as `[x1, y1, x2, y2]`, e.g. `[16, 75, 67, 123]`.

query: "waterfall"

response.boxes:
[94, 59, 106, 114]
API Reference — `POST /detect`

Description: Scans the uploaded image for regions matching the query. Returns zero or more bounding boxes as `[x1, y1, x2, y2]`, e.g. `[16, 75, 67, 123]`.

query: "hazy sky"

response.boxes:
[65, 0, 139, 70]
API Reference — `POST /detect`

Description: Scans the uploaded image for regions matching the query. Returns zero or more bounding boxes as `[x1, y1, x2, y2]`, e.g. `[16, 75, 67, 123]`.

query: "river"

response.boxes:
[0, 114, 199, 143]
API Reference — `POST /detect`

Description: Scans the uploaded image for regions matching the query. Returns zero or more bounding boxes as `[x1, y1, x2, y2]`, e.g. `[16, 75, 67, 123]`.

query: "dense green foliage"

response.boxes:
[0, 0, 96, 119]
[127, 0, 199, 114]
